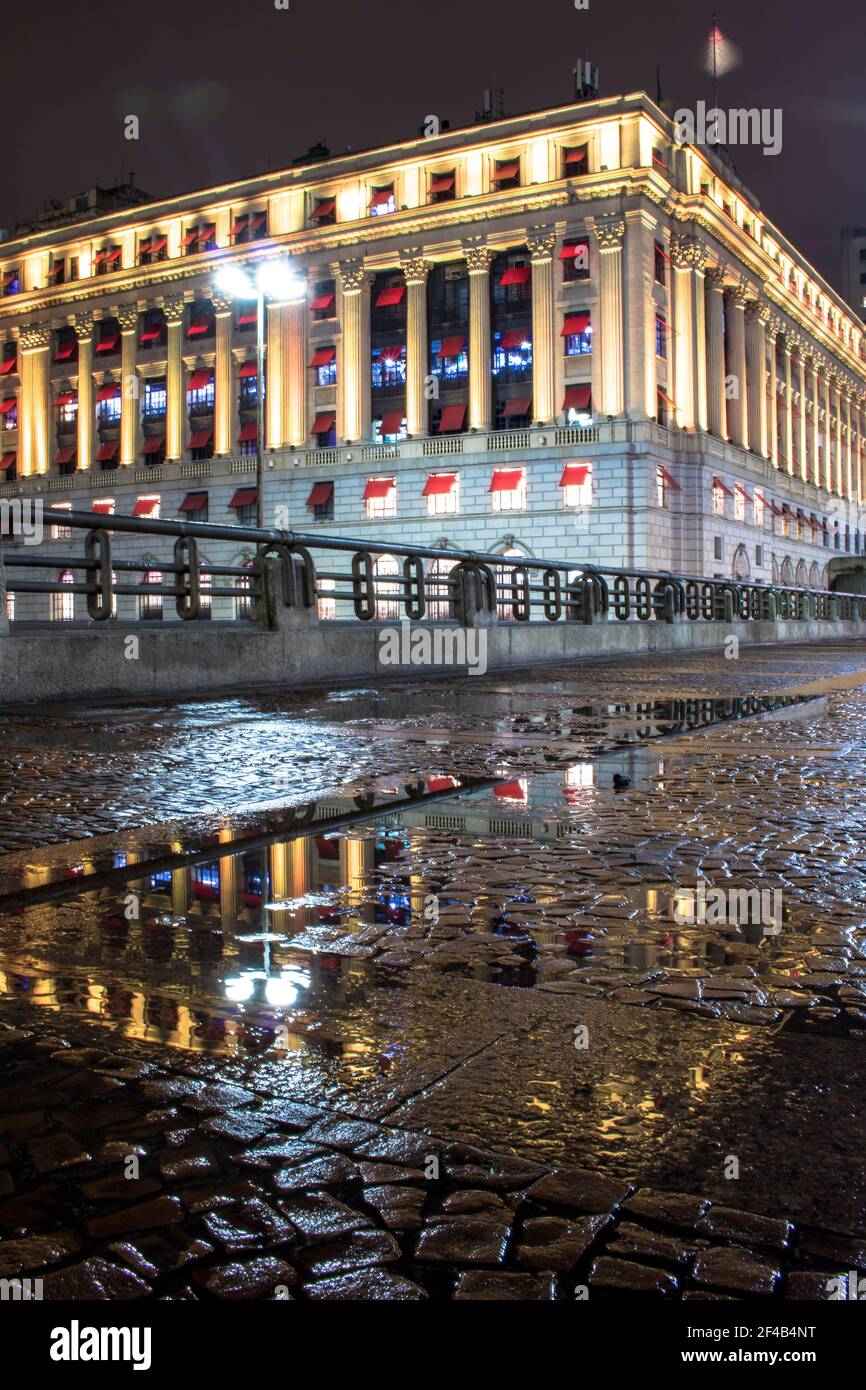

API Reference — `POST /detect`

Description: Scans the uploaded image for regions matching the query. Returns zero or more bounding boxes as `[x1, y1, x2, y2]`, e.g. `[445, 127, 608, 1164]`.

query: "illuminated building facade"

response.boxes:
[2, 89, 866, 620]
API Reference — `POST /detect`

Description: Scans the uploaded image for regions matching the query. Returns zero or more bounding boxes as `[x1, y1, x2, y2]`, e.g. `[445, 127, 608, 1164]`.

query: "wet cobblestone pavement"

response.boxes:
[2, 640, 866, 1300]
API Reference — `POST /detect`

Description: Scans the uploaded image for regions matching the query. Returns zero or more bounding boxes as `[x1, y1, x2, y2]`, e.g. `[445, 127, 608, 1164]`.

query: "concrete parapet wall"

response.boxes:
[1, 615, 864, 708]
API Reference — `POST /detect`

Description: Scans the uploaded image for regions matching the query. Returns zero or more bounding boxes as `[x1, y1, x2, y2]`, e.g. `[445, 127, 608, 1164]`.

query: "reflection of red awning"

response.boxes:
[422, 473, 458, 497]
[96, 384, 120, 402]
[501, 329, 530, 350]
[189, 429, 213, 449]
[363, 477, 395, 500]
[238, 361, 258, 378]
[380, 410, 405, 435]
[562, 313, 591, 336]
[311, 411, 336, 433]
[0, 357, 16, 375]
[237, 422, 258, 442]
[713, 477, 734, 497]
[490, 469, 524, 492]
[142, 435, 165, 455]
[503, 398, 531, 418]
[426, 776, 459, 792]
[229, 488, 257, 508]
[500, 265, 530, 286]
[560, 464, 590, 487]
[179, 491, 207, 512]
[438, 403, 466, 433]
[494, 780, 527, 801]
[55, 446, 76, 465]
[563, 384, 592, 411]
[133, 497, 159, 517]
[310, 346, 336, 367]
[95, 442, 118, 463]
[307, 482, 333, 507]
[439, 335, 466, 358]
[376, 285, 405, 307]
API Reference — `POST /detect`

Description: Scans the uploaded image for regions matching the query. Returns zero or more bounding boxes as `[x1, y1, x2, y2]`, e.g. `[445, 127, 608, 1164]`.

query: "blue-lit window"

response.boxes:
[2, 270, 20, 297]
[372, 347, 407, 390]
[97, 395, 121, 424]
[316, 359, 337, 388]
[565, 328, 592, 357]
[149, 870, 173, 894]
[656, 316, 668, 359]
[144, 380, 167, 419]
[189, 383, 215, 415]
[239, 377, 260, 409]
[430, 341, 469, 386]
[370, 186, 396, 217]
[373, 416, 407, 444]
[492, 336, 533, 376]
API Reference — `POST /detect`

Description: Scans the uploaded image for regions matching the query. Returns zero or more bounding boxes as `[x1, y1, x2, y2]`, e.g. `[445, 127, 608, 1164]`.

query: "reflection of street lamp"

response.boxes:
[217, 260, 305, 528]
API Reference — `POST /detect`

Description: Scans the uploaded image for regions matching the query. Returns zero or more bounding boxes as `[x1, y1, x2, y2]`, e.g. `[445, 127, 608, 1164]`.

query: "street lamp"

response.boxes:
[217, 259, 305, 528]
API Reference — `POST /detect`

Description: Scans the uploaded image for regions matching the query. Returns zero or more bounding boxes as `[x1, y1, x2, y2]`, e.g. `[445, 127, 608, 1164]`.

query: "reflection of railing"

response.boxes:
[5, 507, 866, 629]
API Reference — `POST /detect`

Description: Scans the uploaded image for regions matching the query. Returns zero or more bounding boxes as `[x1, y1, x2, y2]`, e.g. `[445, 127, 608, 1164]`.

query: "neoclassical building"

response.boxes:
[2, 89, 866, 620]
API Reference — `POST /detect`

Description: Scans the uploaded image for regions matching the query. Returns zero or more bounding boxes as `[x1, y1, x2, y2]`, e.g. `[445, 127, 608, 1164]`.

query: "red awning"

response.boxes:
[426, 776, 459, 792]
[55, 446, 76, 465]
[438, 403, 466, 433]
[133, 497, 159, 517]
[439, 335, 466, 358]
[238, 361, 258, 378]
[310, 292, 335, 312]
[187, 316, 213, 337]
[713, 477, 734, 497]
[768, 500, 783, 517]
[560, 464, 590, 487]
[369, 188, 395, 208]
[197, 225, 215, 245]
[179, 491, 207, 512]
[363, 478, 395, 500]
[230, 214, 249, 236]
[563, 384, 592, 411]
[500, 265, 530, 286]
[380, 410, 405, 435]
[503, 398, 531, 418]
[658, 466, 680, 490]
[150, 235, 167, 255]
[376, 285, 405, 308]
[188, 369, 213, 391]
[422, 473, 458, 497]
[562, 313, 591, 336]
[181, 228, 199, 246]
[559, 240, 589, 261]
[310, 347, 336, 368]
[96, 384, 120, 402]
[311, 199, 336, 220]
[379, 344, 404, 362]
[564, 147, 587, 166]
[489, 469, 524, 492]
[95, 442, 118, 463]
[139, 324, 162, 343]
[312, 411, 336, 433]
[237, 307, 258, 326]
[0, 452, 15, 470]
[736, 483, 752, 499]
[139, 238, 152, 255]
[142, 435, 165, 455]
[494, 161, 520, 180]
[95, 331, 119, 353]
[493, 780, 527, 801]
[658, 389, 677, 408]
[105, 247, 121, 263]
[0, 357, 16, 375]
[430, 174, 455, 193]
[501, 329, 530, 350]
[237, 422, 258, 442]
[307, 482, 334, 506]
[189, 429, 213, 449]
[55, 339, 77, 360]
[91, 500, 114, 514]
[53, 391, 75, 406]
[251, 212, 267, 233]
[0, 398, 17, 414]
[229, 488, 257, 508]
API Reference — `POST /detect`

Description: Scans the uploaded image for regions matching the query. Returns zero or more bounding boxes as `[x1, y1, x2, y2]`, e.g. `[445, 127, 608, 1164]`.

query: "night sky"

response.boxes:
[5, 0, 864, 295]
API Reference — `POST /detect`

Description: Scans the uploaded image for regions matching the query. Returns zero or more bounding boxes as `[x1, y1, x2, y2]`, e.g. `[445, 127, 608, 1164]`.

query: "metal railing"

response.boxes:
[3, 507, 865, 629]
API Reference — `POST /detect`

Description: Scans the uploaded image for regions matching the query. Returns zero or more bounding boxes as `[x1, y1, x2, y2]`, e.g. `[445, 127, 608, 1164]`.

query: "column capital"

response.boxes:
[725, 283, 750, 311]
[705, 264, 727, 292]
[19, 322, 52, 351]
[463, 240, 494, 274]
[115, 304, 139, 334]
[744, 297, 770, 326]
[338, 259, 370, 294]
[592, 216, 625, 251]
[527, 227, 557, 263]
[400, 249, 431, 285]
[670, 233, 707, 272]
[70, 311, 95, 341]
[211, 291, 235, 316]
[162, 296, 187, 325]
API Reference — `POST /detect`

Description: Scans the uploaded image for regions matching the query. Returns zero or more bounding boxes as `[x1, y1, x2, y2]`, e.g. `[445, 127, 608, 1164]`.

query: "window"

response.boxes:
[51, 570, 75, 622]
[1, 268, 19, 297]
[51, 504, 72, 541]
[493, 157, 521, 190]
[96, 386, 121, 424]
[430, 170, 456, 203]
[656, 466, 672, 509]
[562, 145, 588, 177]
[370, 184, 396, 217]
[655, 316, 668, 358]
[187, 305, 214, 340]
[364, 477, 397, 519]
[235, 559, 255, 619]
[754, 491, 765, 528]
[50, 258, 65, 286]
[712, 481, 727, 517]
[94, 247, 121, 277]
[69, 257, 79, 282]
[373, 555, 401, 619]
[563, 312, 592, 356]
[492, 331, 532, 379]
[311, 346, 337, 387]
[430, 338, 468, 389]
[139, 310, 166, 349]
[54, 390, 77, 428]
[94, 322, 120, 356]
[424, 473, 459, 516]
[561, 463, 592, 509]
[238, 363, 260, 408]
[374, 413, 407, 444]
[561, 239, 589, 283]
[490, 468, 526, 513]
[317, 577, 336, 620]
[714, 536, 723, 561]
[654, 242, 668, 285]
[144, 379, 167, 419]
[311, 411, 336, 448]
[734, 485, 747, 523]
[756, 545, 764, 568]
[0, 397, 17, 431]
[307, 481, 334, 522]
[187, 371, 214, 415]
[311, 280, 336, 320]
[310, 196, 337, 226]
[426, 557, 456, 620]
[371, 346, 406, 391]
[138, 570, 163, 621]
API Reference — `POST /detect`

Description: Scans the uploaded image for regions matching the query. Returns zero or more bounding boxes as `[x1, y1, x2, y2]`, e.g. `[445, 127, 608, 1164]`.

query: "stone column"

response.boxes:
[670, 234, 707, 431]
[767, 319, 780, 469]
[401, 251, 431, 438]
[795, 344, 808, 482]
[623, 209, 657, 420]
[528, 228, 557, 425]
[858, 395, 865, 506]
[844, 391, 854, 501]
[833, 377, 843, 496]
[117, 305, 139, 469]
[464, 242, 493, 432]
[284, 294, 308, 448]
[337, 260, 371, 443]
[809, 357, 821, 488]
[72, 312, 94, 471]
[19, 324, 51, 476]
[705, 266, 727, 439]
[594, 216, 625, 418]
[782, 337, 794, 476]
[724, 286, 749, 449]
[821, 368, 833, 494]
[745, 300, 768, 459]
[212, 291, 234, 457]
[163, 297, 187, 462]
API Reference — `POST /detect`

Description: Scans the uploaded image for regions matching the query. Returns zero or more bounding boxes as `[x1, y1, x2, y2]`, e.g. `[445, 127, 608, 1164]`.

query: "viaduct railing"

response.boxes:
[3, 508, 865, 629]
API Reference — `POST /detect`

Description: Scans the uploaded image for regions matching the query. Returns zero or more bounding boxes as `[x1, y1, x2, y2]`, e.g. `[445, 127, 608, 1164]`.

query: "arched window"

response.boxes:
[51, 569, 75, 622]
[138, 568, 163, 621]
[780, 557, 794, 585]
[732, 544, 750, 582]
[494, 545, 530, 621]
[795, 559, 807, 587]
[809, 561, 821, 588]
[426, 557, 456, 621]
[771, 555, 780, 583]
[373, 555, 401, 621]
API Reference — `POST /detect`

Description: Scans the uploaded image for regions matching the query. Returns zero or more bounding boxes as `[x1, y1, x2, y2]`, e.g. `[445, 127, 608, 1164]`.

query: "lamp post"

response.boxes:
[217, 259, 305, 529]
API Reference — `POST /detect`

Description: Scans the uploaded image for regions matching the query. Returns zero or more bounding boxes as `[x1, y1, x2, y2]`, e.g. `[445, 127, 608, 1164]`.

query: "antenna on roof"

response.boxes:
[574, 59, 598, 101]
